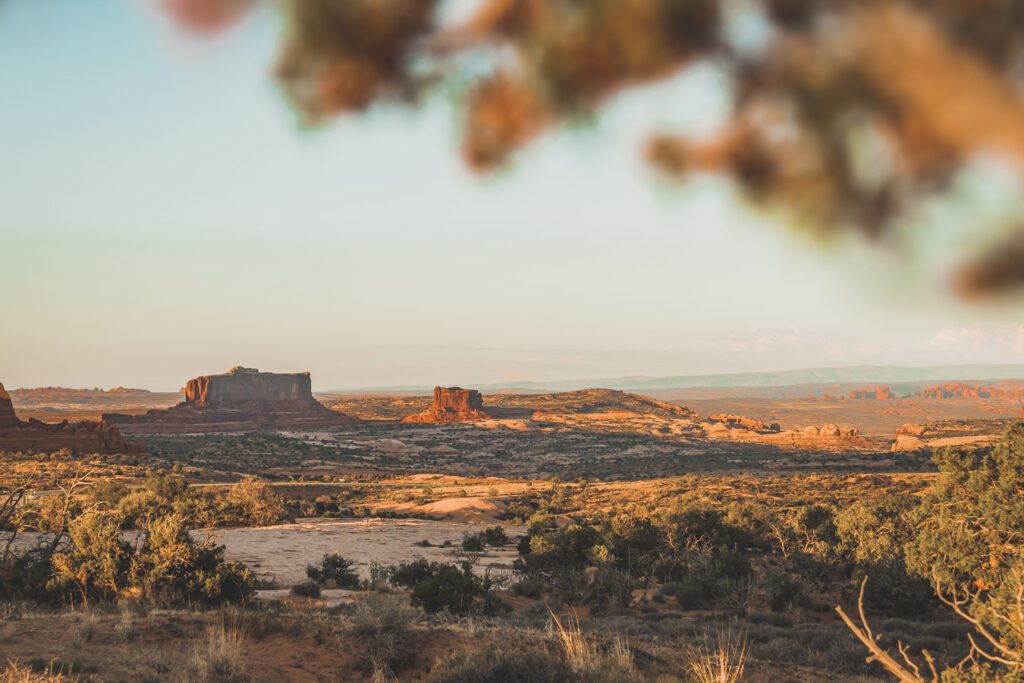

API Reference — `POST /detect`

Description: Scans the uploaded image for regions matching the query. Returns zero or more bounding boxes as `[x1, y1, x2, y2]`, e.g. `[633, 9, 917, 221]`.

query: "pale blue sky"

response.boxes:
[1, 0, 1022, 390]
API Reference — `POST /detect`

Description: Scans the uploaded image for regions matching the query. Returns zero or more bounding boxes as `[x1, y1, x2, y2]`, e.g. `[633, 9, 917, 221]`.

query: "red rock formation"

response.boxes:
[892, 424, 926, 452]
[914, 382, 1024, 399]
[184, 366, 314, 407]
[0, 382, 137, 453]
[0, 383, 18, 429]
[105, 367, 357, 433]
[897, 423, 926, 437]
[403, 387, 492, 423]
[848, 386, 896, 400]
[707, 414, 781, 433]
[916, 382, 992, 399]
[797, 424, 859, 437]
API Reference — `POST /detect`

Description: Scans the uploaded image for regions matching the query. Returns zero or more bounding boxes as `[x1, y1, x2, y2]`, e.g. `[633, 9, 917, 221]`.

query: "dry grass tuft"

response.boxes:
[684, 628, 747, 683]
[608, 636, 634, 672]
[191, 624, 246, 682]
[550, 607, 598, 671]
[114, 610, 138, 643]
[0, 660, 70, 682]
[549, 608, 637, 680]
[72, 611, 98, 648]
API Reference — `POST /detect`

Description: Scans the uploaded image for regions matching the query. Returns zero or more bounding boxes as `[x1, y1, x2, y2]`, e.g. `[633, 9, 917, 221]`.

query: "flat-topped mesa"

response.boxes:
[185, 367, 317, 409]
[0, 382, 137, 453]
[403, 387, 493, 423]
[104, 367, 357, 433]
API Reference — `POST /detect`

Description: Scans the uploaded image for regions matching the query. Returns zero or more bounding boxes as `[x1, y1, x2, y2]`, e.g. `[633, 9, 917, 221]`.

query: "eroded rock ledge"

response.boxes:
[0, 382, 136, 453]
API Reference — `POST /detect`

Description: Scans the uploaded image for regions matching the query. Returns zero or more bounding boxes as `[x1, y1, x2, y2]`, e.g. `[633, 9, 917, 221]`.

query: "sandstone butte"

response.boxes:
[0, 382, 137, 453]
[403, 387, 493, 423]
[104, 367, 357, 433]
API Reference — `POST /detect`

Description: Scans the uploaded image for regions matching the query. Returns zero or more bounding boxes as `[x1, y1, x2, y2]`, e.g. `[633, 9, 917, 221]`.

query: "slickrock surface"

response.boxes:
[403, 387, 492, 423]
[0, 382, 136, 453]
[888, 419, 1012, 452]
[105, 367, 356, 433]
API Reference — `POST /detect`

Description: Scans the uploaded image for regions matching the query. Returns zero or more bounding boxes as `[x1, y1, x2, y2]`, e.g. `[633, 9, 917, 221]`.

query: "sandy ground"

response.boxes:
[13, 515, 525, 591]
[199, 517, 526, 587]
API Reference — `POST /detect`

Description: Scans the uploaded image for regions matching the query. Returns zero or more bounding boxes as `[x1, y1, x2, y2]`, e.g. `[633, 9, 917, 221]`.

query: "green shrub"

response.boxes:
[49, 512, 132, 605]
[675, 576, 712, 610]
[461, 533, 485, 552]
[481, 526, 509, 546]
[306, 554, 360, 589]
[835, 495, 917, 566]
[515, 524, 601, 576]
[941, 665, 1024, 682]
[390, 559, 434, 587]
[225, 477, 286, 526]
[766, 572, 808, 613]
[129, 515, 254, 606]
[904, 424, 1024, 668]
[604, 515, 659, 575]
[50, 511, 253, 607]
[462, 527, 508, 551]
[390, 560, 504, 615]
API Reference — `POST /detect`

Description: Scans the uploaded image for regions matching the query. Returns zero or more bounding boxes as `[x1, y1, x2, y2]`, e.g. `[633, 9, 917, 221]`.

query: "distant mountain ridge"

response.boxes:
[325, 364, 1024, 395]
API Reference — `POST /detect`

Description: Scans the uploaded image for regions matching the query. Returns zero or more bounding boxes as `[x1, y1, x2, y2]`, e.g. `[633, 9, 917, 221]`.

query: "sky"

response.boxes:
[1, 0, 1023, 391]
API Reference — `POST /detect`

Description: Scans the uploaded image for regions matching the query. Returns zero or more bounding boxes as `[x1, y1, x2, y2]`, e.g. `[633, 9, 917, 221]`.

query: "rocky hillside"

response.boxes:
[489, 388, 699, 419]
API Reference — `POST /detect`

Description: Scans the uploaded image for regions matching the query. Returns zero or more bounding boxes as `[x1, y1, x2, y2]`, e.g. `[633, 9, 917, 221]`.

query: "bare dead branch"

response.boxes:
[835, 577, 933, 683]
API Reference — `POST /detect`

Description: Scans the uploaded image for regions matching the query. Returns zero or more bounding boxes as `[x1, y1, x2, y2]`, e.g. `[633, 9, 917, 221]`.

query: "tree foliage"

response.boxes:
[49, 511, 254, 606]
[159, 0, 1024, 295]
[907, 424, 1024, 669]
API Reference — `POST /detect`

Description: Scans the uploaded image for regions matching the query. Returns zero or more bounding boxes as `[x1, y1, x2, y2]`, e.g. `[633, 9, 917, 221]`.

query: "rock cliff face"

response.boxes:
[0, 382, 136, 453]
[0, 384, 18, 429]
[403, 387, 492, 423]
[185, 367, 316, 408]
[104, 367, 356, 433]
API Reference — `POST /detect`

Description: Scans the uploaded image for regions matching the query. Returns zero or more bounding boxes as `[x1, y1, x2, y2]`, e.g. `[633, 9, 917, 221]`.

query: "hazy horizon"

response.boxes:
[4, 1, 1024, 391]
[7, 360, 1024, 394]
